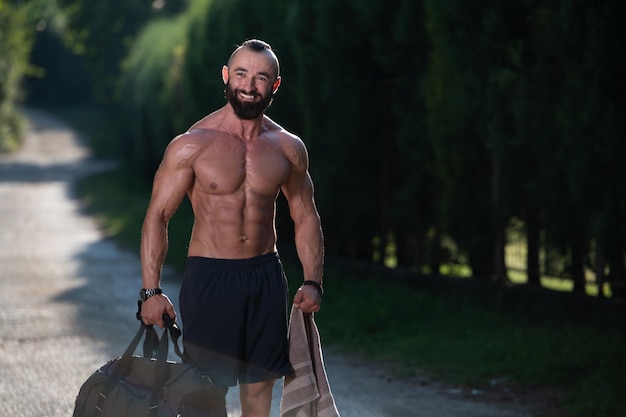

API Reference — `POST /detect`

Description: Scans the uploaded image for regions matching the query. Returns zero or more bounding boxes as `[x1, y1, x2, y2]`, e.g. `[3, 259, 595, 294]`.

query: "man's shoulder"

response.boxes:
[262, 116, 304, 146]
[164, 122, 223, 163]
[262, 116, 309, 170]
[174, 111, 229, 145]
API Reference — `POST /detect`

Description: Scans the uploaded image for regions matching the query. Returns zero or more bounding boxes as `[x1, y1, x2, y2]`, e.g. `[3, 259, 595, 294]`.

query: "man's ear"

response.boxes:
[222, 65, 229, 84]
[272, 76, 282, 94]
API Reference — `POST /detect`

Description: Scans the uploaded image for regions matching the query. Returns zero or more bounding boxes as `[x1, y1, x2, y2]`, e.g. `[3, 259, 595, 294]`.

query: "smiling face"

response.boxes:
[222, 47, 281, 120]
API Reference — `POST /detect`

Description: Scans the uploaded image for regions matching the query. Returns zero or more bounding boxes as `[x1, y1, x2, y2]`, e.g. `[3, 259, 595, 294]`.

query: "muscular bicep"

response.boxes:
[279, 132, 320, 224]
[282, 164, 318, 226]
[283, 171, 312, 213]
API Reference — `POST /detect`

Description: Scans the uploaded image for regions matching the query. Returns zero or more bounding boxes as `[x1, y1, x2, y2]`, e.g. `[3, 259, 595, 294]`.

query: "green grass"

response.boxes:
[306, 263, 626, 416]
[52, 104, 626, 417]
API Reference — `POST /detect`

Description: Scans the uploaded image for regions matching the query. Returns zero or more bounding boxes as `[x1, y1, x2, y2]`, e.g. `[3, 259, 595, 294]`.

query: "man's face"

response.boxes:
[223, 48, 280, 120]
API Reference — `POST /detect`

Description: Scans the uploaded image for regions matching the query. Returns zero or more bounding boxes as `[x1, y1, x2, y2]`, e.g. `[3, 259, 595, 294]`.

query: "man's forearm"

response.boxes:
[294, 213, 324, 284]
[140, 216, 169, 288]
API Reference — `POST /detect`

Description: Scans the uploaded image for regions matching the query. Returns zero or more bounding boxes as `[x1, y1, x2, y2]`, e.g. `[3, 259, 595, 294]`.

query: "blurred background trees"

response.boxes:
[2, 0, 625, 296]
[0, 0, 38, 151]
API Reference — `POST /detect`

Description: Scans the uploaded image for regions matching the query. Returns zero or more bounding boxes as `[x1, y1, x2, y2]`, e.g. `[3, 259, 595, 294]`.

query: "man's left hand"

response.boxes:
[293, 284, 321, 313]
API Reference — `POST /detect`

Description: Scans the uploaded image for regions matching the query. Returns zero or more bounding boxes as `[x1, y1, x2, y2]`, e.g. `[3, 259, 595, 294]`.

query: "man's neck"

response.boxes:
[222, 104, 265, 141]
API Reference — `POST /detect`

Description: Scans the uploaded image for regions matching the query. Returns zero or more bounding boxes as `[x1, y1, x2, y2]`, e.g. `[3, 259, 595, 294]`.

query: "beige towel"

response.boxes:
[280, 306, 340, 417]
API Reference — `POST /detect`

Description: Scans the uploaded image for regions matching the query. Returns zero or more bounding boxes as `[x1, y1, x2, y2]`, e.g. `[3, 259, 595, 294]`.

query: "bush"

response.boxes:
[0, 1, 37, 152]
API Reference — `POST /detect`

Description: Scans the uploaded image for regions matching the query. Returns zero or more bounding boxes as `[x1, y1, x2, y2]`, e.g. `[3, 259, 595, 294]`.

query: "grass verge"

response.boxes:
[310, 261, 626, 417]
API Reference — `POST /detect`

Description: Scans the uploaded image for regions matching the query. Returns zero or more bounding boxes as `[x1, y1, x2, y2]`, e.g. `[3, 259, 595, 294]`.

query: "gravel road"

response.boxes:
[0, 109, 549, 417]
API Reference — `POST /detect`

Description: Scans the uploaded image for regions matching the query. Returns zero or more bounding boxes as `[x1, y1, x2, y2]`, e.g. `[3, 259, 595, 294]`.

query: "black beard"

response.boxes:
[225, 82, 274, 120]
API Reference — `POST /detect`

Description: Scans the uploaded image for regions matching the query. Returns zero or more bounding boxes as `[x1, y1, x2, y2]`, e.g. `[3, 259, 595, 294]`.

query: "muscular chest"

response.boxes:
[193, 137, 290, 195]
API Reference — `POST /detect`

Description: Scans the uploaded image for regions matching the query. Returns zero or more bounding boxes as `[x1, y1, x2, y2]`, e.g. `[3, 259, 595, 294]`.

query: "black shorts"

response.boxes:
[179, 252, 294, 387]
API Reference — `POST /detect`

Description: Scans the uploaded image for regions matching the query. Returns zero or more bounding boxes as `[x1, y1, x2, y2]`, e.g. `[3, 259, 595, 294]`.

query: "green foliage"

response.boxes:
[423, 0, 529, 279]
[26, 29, 93, 105]
[518, 1, 626, 290]
[284, 0, 432, 260]
[0, 1, 37, 152]
[56, 0, 183, 102]
[117, 15, 190, 179]
[420, 0, 626, 286]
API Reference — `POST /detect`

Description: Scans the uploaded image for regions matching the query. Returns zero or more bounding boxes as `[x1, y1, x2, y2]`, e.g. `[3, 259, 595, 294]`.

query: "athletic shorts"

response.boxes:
[179, 252, 294, 387]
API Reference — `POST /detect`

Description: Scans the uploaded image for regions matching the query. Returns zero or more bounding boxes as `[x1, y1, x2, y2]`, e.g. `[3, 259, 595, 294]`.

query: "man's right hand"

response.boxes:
[140, 293, 177, 328]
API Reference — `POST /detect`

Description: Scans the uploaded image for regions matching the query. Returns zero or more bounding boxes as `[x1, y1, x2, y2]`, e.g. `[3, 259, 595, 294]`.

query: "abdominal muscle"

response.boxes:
[186, 189, 279, 260]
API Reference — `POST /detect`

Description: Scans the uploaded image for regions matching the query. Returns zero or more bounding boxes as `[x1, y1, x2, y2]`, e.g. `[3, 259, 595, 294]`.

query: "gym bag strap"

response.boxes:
[94, 318, 174, 417]
[72, 311, 227, 417]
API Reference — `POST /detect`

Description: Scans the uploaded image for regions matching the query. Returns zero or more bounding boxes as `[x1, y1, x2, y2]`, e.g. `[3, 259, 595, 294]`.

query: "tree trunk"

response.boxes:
[469, 242, 495, 280]
[607, 238, 626, 299]
[526, 209, 541, 286]
[594, 242, 605, 298]
[493, 226, 508, 282]
[570, 233, 586, 294]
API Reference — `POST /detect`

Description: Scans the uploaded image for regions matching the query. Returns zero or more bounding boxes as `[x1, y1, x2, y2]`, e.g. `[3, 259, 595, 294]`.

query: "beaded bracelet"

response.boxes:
[303, 280, 324, 296]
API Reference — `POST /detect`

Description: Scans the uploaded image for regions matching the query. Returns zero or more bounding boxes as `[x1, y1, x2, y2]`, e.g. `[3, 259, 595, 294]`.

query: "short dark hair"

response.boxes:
[227, 39, 280, 78]
[241, 39, 272, 53]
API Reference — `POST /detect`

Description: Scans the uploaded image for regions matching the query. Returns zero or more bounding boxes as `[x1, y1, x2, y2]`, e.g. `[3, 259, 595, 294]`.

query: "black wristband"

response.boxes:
[303, 280, 324, 296]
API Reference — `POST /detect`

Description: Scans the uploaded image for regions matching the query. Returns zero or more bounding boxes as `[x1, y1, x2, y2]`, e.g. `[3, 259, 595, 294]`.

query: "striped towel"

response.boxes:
[280, 306, 340, 417]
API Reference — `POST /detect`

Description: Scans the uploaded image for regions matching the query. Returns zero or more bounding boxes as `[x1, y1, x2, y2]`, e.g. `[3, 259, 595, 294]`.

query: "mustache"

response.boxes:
[235, 88, 261, 97]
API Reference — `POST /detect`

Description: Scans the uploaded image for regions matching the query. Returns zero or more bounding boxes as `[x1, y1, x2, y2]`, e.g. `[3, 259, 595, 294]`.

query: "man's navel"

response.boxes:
[240, 235, 248, 242]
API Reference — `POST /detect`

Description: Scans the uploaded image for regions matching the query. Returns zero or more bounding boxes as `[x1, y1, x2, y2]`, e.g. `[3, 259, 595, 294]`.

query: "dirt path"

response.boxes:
[0, 109, 561, 416]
